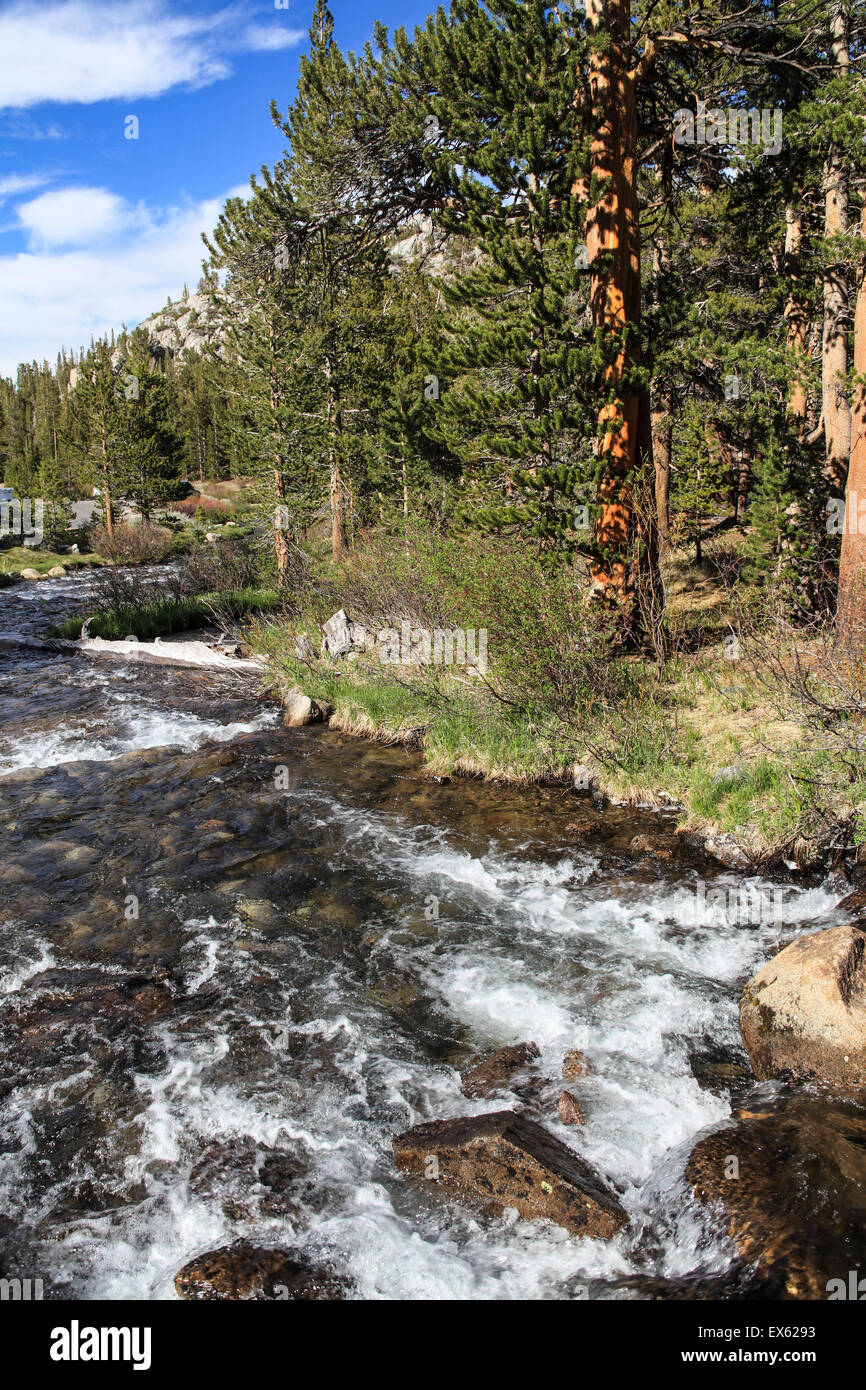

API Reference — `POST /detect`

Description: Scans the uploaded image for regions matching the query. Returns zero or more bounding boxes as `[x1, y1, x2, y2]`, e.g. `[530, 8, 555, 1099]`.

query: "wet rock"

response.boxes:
[739, 923, 866, 1086]
[460, 1041, 540, 1099]
[188, 1139, 307, 1221]
[393, 1110, 627, 1238]
[562, 1049, 591, 1080]
[557, 1090, 585, 1126]
[564, 817, 595, 843]
[19, 568, 40, 580]
[685, 1098, 866, 1298]
[837, 888, 866, 921]
[174, 1240, 345, 1300]
[48, 565, 67, 577]
[282, 688, 325, 727]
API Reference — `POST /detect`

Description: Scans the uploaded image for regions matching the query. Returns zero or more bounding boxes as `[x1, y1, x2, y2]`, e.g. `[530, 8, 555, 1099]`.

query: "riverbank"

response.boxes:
[244, 533, 865, 877]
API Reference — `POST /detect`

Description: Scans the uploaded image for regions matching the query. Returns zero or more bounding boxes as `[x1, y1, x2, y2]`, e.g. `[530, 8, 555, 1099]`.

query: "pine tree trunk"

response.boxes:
[325, 355, 347, 561]
[584, 0, 653, 636]
[650, 243, 671, 559]
[822, 2, 851, 493]
[273, 465, 290, 584]
[784, 204, 808, 428]
[836, 203, 866, 649]
[101, 433, 113, 540]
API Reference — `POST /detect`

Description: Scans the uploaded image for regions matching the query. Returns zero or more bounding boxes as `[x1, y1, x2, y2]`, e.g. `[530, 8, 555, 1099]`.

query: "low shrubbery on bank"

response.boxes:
[246, 526, 866, 871]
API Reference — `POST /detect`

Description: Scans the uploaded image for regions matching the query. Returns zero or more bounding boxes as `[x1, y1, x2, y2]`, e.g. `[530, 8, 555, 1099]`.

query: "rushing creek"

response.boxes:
[0, 570, 852, 1300]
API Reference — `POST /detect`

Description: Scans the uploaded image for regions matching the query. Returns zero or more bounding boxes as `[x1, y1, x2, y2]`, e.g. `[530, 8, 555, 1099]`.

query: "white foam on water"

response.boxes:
[0, 937, 55, 994]
[0, 704, 278, 775]
[0, 776, 846, 1299]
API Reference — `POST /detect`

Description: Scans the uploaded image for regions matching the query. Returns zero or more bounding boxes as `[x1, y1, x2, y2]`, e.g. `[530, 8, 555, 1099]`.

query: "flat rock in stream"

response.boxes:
[174, 1239, 346, 1300]
[393, 1110, 627, 1238]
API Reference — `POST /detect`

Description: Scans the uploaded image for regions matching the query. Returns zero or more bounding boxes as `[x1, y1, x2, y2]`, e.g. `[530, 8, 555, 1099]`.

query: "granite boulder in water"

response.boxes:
[740, 923, 866, 1086]
[393, 1110, 626, 1238]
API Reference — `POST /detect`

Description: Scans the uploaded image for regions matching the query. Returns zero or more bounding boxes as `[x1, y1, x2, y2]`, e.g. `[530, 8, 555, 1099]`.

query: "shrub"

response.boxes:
[90, 520, 173, 564]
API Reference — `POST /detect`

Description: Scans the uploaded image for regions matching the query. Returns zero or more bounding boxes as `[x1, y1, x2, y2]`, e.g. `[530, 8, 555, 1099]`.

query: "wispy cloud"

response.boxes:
[244, 25, 306, 52]
[0, 172, 53, 200]
[0, 2, 305, 111]
[0, 183, 247, 374]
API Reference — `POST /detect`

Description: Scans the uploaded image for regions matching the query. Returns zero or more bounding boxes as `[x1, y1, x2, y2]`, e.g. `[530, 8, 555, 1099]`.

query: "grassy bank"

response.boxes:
[51, 587, 282, 641]
[0, 547, 104, 576]
[248, 530, 866, 871]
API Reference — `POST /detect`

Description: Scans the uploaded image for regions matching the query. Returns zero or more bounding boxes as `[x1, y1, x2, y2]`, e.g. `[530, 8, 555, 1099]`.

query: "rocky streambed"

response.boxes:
[0, 569, 862, 1300]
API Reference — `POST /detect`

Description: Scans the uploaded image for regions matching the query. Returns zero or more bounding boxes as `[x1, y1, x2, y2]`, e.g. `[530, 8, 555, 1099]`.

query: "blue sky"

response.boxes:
[0, 0, 434, 377]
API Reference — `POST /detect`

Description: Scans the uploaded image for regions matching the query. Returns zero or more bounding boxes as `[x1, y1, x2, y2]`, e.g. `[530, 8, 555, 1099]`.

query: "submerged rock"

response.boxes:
[188, 1139, 307, 1220]
[630, 832, 674, 860]
[393, 1110, 627, 1238]
[739, 923, 866, 1086]
[460, 1041, 540, 1099]
[686, 1098, 866, 1298]
[174, 1240, 345, 1300]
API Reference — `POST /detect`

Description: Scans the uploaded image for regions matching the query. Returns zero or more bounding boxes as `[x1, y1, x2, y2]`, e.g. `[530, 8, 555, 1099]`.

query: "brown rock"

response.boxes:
[562, 1049, 591, 1080]
[686, 1098, 866, 1298]
[739, 924, 866, 1086]
[557, 1090, 585, 1125]
[393, 1110, 627, 1238]
[460, 1041, 540, 1099]
[174, 1240, 345, 1300]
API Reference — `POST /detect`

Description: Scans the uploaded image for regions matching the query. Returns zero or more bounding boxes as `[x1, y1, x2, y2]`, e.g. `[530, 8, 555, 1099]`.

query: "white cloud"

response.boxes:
[244, 25, 306, 52]
[0, 2, 305, 111]
[16, 187, 131, 246]
[0, 184, 247, 375]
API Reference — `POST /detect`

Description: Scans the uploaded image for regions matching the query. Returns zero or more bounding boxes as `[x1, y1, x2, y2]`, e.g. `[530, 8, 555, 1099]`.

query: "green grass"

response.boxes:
[0, 547, 104, 575]
[50, 587, 282, 641]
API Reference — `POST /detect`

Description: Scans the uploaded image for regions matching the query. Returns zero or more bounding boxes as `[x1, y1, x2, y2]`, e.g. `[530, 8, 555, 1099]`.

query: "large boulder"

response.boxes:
[686, 1097, 866, 1298]
[282, 688, 326, 728]
[739, 923, 866, 1086]
[320, 610, 370, 660]
[393, 1110, 627, 1238]
[174, 1240, 345, 1300]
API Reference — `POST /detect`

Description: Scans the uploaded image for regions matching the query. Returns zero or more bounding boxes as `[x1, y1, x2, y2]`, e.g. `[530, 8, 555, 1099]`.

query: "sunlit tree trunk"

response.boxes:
[784, 204, 808, 429]
[584, 0, 654, 636]
[836, 203, 866, 650]
[822, 2, 851, 492]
